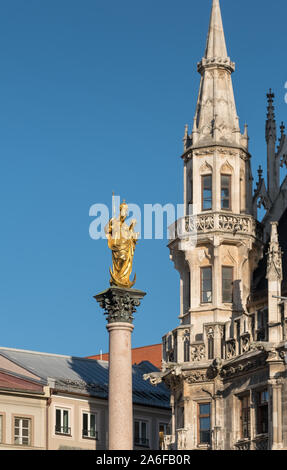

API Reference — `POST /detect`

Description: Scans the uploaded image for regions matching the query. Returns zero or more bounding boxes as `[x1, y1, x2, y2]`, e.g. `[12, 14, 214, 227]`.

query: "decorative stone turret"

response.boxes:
[266, 90, 280, 203]
[266, 222, 283, 343]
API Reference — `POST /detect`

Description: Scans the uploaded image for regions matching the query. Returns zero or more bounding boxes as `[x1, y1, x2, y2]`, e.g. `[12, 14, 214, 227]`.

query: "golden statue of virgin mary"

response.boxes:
[105, 199, 138, 288]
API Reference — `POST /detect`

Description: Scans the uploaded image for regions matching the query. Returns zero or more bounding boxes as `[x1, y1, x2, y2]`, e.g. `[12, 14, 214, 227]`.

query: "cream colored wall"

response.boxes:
[0, 392, 47, 450]
[0, 389, 171, 450]
[48, 394, 107, 450]
[48, 394, 171, 450]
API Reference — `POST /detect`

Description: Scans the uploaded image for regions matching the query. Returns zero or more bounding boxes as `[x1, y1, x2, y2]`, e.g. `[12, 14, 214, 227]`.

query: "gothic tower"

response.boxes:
[145, 0, 287, 452]
[168, 0, 264, 360]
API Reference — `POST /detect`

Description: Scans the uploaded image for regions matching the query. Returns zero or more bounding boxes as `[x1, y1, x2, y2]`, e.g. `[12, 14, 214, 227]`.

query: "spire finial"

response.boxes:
[205, 0, 228, 60]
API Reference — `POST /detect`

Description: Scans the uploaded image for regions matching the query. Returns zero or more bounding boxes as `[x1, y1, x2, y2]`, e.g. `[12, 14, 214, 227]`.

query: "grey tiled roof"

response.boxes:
[0, 347, 170, 409]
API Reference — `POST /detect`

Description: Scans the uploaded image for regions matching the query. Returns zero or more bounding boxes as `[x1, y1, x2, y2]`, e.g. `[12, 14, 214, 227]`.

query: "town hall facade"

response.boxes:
[146, 0, 287, 451]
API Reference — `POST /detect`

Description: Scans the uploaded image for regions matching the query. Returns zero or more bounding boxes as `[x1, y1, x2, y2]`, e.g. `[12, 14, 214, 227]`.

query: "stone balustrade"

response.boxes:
[170, 212, 264, 242]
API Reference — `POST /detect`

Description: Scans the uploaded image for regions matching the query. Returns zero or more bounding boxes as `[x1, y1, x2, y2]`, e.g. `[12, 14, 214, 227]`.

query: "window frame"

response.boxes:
[197, 402, 211, 446]
[13, 416, 32, 447]
[222, 266, 234, 304]
[55, 407, 71, 436]
[200, 266, 213, 304]
[221, 173, 232, 211]
[239, 394, 251, 440]
[256, 390, 269, 435]
[134, 419, 150, 448]
[201, 174, 213, 212]
[82, 411, 98, 440]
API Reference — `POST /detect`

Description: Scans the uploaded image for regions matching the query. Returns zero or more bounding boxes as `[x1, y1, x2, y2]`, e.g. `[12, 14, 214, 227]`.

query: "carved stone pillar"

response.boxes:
[95, 286, 146, 450]
[266, 222, 283, 343]
[268, 378, 284, 450]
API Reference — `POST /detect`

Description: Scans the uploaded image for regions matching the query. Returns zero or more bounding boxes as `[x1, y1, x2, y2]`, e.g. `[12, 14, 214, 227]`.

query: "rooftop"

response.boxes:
[0, 347, 170, 409]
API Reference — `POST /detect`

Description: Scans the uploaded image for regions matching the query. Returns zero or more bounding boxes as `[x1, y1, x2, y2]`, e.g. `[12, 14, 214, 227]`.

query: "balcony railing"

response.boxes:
[235, 436, 269, 451]
[134, 437, 150, 448]
[169, 213, 264, 242]
[82, 429, 99, 440]
[176, 429, 187, 450]
[55, 425, 71, 436]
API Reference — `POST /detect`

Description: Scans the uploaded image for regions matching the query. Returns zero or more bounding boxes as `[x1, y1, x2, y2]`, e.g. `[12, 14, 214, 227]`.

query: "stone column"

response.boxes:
[268, 378, 284, 450]
[95, 286, 146, 450]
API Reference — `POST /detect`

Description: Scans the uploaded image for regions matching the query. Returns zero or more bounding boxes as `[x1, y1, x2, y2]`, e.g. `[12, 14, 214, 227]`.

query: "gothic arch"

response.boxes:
[200, 161, 213, 175]
[220, 160, 233, 174]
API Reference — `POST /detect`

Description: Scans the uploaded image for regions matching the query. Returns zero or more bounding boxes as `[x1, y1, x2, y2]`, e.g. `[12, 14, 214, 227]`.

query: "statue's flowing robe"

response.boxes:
[106, 219, 136, 288]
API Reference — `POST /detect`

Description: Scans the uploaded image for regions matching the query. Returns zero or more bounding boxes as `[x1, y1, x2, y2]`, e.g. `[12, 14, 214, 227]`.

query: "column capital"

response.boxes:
[95, 286, 146, 324]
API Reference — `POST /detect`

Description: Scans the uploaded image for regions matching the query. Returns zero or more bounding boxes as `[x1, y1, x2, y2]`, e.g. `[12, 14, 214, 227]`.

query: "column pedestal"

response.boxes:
[95, 286, 146, 450]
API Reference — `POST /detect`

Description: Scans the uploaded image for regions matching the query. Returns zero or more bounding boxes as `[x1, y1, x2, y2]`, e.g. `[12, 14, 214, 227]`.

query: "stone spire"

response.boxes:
[266, 90, 280, 202]
[204, 0, 228, 60]
[192, 0, 242, 147]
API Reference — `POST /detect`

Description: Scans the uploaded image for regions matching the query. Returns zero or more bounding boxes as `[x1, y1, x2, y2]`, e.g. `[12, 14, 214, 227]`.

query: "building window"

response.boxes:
[208, 336, 214, 360]
[134, 420, 149, 447]
[202, 175, 212, 211]
[201, 267, 212, 303]
[221, 174, 231, 210]
[240, 395, 250, 439]
[176, 405, 184, 430]
[184, 337, 190, 362]
[222, 266, 233, 303]
[257, 309, 268, 341]
[158, 423, 171, 450]
[14, 417, 31, 446]
[82, 412, 98, 440]
[55, 408, 71, 435]
[257, 390, 269, 435]
[198, 403, 211, 445]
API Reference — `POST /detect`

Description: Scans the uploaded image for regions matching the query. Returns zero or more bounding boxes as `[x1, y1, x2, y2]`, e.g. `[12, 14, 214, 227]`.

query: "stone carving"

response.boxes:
[225, 339, 236, 359]
[220, 160, 233, 174]
[190, 343, 206, 362]
[234, 440, 251, 451]
[221, 356, 266, 379]
[253, 437, 268, 451]
[241, 333, 251, 353]
[219, 214, 249, 233]
[177, 429, 187, 450]
[95, 287, 145, 324]
[143, 372, 163, 386]
[183, 370, 208, 384]
[206, 326, 214, 339]
[182, 213, 264, 242]
[186, 214, 215, 233]
[200, 161, 213, 174]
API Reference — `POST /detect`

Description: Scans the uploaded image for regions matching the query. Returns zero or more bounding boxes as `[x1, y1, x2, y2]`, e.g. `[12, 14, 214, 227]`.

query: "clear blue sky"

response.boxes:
[0, 0, 286, 357]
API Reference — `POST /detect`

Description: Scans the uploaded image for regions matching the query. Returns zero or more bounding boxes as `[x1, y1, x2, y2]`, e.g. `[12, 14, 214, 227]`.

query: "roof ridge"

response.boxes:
[0, 346, 108, 363]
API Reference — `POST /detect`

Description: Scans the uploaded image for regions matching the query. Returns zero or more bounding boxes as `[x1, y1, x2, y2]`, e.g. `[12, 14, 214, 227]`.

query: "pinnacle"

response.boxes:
[205, 0, 228, 59]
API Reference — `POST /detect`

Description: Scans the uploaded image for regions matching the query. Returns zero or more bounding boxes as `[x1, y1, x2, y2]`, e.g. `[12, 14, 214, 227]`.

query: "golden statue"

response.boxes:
[105, 198, 138, 288]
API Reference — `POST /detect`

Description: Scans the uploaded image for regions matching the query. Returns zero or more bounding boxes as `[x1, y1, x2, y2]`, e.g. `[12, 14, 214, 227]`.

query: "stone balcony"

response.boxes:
[234, 435, 268, 451]
[169, 212, 264, 243]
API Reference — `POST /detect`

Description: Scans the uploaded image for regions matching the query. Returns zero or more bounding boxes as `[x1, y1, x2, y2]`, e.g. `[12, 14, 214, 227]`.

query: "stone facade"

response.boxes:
[145, 0, 287, 451]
